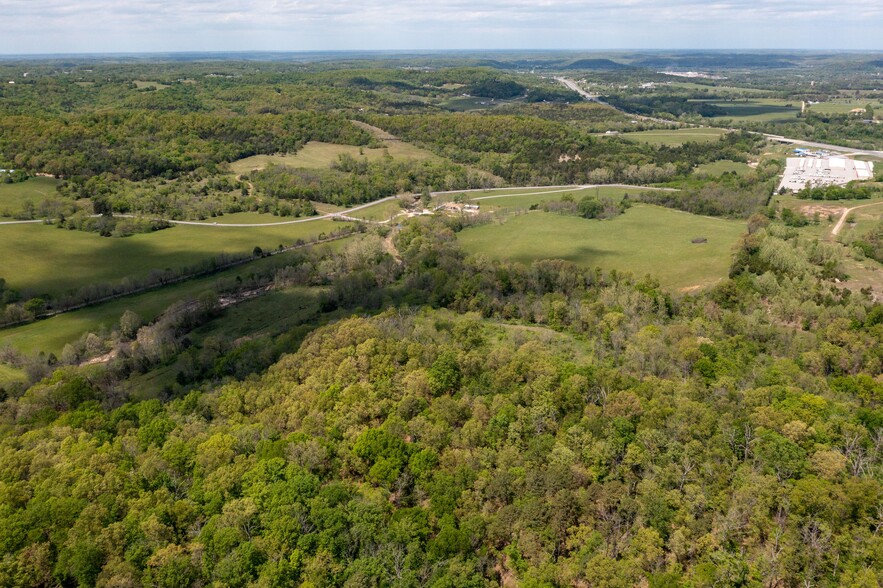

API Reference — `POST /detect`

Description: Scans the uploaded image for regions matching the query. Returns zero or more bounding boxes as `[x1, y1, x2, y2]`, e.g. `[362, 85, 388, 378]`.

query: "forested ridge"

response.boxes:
[0, 58, 882, 588]
[1, 214, 881, 587]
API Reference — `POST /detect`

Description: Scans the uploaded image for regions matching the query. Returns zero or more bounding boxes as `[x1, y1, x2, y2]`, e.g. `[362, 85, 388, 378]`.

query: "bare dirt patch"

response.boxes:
[800, 204, 846, 218]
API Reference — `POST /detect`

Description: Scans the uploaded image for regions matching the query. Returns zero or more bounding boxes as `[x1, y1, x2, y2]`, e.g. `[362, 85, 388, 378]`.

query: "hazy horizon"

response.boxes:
[4, 1, 883, 55]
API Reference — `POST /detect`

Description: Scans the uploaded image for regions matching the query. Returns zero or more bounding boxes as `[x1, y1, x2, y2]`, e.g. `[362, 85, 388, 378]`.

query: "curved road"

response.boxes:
[831, 200, 883, 238]
[1, 185, 677, 228]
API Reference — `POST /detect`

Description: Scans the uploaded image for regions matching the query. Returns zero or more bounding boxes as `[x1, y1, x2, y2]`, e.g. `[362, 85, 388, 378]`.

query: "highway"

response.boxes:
[557, 77, 883, 158]
[555, 77, 681, 126]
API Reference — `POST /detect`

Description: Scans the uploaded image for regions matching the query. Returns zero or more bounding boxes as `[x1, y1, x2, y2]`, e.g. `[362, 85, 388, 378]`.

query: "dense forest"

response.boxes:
[0, 213, 882, 587]
[0, 56, 882, 588]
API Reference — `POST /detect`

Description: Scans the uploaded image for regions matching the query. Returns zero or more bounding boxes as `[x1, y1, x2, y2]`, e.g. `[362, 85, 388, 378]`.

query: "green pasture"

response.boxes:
[457, 204, 745, 291]
[808, 101, 882, 115]
[0, 218, 348, 297]
[701, 99, 801, 122]
[694, 160, 754, 176]
[133, 80, 170, 90]
[350, 199, 405, 222]
[0, 177, 61, 217]
[464, 186, 658, 211]
[204, 210, 344, 224]
[614, 128, 729, 146]
[836, 201, 883, 239]
[667, 82, 770, 96]
[765, 194, 883, 240]
[229, 140, 438, 175]
[442, 186, 569, 199]
[0, 240, 351, 356]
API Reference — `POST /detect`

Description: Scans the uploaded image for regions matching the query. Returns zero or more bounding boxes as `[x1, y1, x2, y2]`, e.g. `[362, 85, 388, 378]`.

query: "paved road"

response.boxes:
[468, 184, 677, 201]
[3, 185, 679, 229]
[160, 196, 401, 227]
[556, 77, 683, 126]
[762, 134, 883, 159]
[0, 219, 43, 225]
[558, 77, 883, 158]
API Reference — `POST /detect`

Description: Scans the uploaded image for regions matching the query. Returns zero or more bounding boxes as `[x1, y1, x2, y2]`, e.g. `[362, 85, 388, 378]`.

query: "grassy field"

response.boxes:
[770, 195, 883, 239]
[0, 177, 61, 217]
[0, 363, 25, 386]
[458, 204, 745, 291]
[0, 240, 351, 355]
[694, 160, 754, 176]
[462, 186, 656, 212]
[0, 218, 348, 297]
[701, 99, 801, 123]
[442, 186, 569, 199]
[667, 82, 770, 96]
[205, 210, 345, 224]
[350, 199, 405, 222]
[808, 101, 882, 115]
[614, 128, 729, 146]
[133, 80, 170, 90]
[229, 140, 438, 174]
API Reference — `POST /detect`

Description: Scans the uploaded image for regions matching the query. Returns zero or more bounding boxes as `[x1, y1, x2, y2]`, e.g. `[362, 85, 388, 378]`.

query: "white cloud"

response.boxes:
[1, 0, 882, 53]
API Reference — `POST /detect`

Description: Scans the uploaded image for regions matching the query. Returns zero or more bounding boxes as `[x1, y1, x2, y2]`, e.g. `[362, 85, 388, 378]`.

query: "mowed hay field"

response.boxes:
[0, 218, 348, 297]
[229, 140, 439, 174]
[460, 186, 669, 212]
[808, 101, 883, 115]
[701, 99, 801, 122]
[614, 128, 729, 146]
[0, 177, 61, 217]
[458, 205, 745, 291]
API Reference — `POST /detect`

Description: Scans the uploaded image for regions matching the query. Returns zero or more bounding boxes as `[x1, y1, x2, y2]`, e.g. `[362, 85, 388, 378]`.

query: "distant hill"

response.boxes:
[563, 58, 633, 71]
[633, 53, 795, 69]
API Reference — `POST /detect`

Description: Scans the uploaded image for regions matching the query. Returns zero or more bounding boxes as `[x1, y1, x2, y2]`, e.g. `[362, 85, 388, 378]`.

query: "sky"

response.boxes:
[3, 0, 883, 55]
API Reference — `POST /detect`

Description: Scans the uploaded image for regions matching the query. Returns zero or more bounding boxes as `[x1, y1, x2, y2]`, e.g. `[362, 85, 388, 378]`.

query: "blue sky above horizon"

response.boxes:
[3, 0, 883, 55]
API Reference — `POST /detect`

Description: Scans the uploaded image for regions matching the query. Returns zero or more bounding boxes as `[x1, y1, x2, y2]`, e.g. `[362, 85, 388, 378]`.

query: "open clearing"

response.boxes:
[808, 101, 883, 115]
[694, 160, 754, 176]
[461, 185, 649, 211]
[0, 177, 61, 217]
[349, 199, 404, 222]
[613, 128, 729, 146]
[457, 204, 745, 291]
[133, 80, 170, 90]
[0, 241, 349, 355]
[228, 140, 439, 175]
[0, 218, 348, 298]
[700, 99, 801, 123]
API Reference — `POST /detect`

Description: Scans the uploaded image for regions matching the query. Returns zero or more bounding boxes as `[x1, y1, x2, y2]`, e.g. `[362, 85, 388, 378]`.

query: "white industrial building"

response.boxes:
[778, 157, 875, 192]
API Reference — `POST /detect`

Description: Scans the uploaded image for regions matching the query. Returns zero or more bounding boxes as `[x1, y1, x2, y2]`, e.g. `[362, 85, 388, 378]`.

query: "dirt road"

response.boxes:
[831, 200, 883, 238]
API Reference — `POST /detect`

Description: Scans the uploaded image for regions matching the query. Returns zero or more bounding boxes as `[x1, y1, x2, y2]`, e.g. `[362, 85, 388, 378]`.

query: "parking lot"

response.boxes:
[778, 156, 875, 192]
